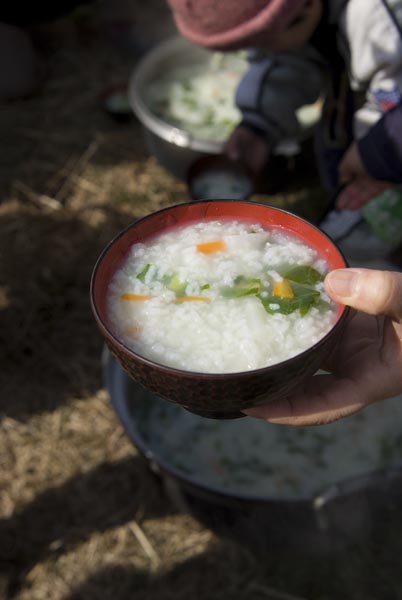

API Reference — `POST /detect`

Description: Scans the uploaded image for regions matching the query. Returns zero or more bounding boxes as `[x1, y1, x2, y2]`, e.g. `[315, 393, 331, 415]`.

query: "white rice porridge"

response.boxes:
[146, 52, 247, 142]
[107, 219, 337, 373]
[134, 387, 402, 499]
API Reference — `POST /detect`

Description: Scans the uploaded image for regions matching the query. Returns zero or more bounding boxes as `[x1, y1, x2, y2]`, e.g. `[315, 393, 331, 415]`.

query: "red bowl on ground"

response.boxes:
[90, 200, 349, 419]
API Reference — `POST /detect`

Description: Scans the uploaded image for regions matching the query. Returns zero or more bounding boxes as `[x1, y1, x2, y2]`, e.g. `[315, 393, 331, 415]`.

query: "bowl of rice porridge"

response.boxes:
[90, 200, 349, 419]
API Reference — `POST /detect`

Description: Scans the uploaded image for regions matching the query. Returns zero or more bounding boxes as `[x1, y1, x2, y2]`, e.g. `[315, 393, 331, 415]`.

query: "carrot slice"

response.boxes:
[174, 296, 211, 303]
[121, 293, 153, 301]
[272, 279, 294, 299]
[196, 240, 226, 254]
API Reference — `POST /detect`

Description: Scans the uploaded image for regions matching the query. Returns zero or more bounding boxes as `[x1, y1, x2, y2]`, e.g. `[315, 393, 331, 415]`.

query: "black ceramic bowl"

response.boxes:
[90, 200, 349, 419]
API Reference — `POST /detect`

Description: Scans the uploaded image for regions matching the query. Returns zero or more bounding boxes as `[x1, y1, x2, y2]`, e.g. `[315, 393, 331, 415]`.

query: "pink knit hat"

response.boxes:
[167, 0, 307, 50]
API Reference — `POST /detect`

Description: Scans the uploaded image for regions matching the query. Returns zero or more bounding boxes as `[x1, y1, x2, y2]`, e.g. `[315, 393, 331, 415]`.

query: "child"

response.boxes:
[167, 0, 402, 261]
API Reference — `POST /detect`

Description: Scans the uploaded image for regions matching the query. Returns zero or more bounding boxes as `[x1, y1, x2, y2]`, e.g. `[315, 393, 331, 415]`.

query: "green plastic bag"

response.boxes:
[362, 188, 402, 249]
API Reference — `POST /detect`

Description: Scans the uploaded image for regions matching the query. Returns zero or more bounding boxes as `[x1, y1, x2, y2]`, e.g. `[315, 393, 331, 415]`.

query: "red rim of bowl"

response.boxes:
[90, 200, 350, 379]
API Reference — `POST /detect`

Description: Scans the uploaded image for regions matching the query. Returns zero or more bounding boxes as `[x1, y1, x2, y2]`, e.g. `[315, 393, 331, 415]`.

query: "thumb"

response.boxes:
[325, 268, 402, 319]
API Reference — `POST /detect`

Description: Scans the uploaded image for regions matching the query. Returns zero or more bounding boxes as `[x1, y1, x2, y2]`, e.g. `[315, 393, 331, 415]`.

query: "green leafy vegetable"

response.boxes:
[163, 274, 187, 297]
[181, 81, 193, 92]
[202, 108, 215, 127]
[182, 95, 197, 110]
[136, 263, 151, 282]
[259, 282, 321, 316]
[221, 275, 261, 299]
[315, 298, 332, 313]
[281, 265, 324, 285]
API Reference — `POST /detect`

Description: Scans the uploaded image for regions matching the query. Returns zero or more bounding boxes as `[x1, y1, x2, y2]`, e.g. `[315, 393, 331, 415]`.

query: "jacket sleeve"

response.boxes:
[343, 0, 402, 181]
[235, 47, 327, 146]
[358, 101, 402, 182]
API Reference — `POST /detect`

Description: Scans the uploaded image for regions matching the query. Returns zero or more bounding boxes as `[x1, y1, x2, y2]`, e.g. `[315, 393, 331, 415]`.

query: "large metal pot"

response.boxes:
[104, 348, 402, 554]
[129, 36, 224, 180]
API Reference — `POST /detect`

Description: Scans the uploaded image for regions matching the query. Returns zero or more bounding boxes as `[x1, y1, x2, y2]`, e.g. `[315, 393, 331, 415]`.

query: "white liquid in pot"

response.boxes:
[135, 390, 402, 500]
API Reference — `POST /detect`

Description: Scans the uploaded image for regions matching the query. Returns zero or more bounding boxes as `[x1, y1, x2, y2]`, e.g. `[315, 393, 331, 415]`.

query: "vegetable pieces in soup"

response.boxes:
[107, 220, 337, 373]
[146, 52, 248, 142]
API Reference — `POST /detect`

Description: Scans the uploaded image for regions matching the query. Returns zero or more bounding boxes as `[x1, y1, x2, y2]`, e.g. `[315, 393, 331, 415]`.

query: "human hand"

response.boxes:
[336, 179, 391, 210]
[338, 142, 368, 184]
[337, 142, 391, 209]
[224, 125, 270, 176]
[244, 268, 402, 426]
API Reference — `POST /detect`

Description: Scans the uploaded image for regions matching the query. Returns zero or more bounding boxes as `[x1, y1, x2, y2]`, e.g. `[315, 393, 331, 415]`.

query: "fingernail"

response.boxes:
[326, 269, 358, 298]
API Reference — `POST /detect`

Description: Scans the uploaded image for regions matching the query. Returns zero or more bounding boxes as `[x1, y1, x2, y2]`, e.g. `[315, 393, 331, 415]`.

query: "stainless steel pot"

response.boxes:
[129, 36, 224, 180]
[103, 348, 402, 554]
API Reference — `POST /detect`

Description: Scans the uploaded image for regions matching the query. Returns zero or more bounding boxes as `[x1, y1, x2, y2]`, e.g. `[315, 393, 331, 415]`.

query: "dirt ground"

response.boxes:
[1, 3, 402, 600]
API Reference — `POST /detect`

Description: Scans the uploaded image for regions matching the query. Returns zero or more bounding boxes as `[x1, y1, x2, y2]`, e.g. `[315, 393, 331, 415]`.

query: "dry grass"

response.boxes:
[1, 4, 402, 600]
